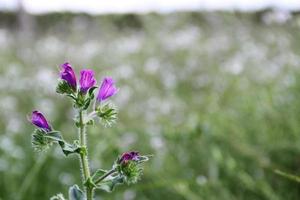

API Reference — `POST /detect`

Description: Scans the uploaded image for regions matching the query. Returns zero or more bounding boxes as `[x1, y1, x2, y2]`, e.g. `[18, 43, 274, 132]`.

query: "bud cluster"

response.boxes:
[116, 151, 149, 184]
[93, 151, 149, 192]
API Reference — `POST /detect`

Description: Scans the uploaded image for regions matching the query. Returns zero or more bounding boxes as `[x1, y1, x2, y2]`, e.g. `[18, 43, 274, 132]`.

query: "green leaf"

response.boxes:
[137, 155, 150, 163]
[31, 129, 52, 152]
[43, 131, 64, 142]
[67, 94, 77, 101]
[88, 86, 98, 97]
[82, 98, 91, 110]
[59, 141, 81, 156]
[56, 80, 74, 95]
[91, 169, 108, 182]
[75, 121, 81, 128]
[69, 185, 84, 200]
[83, 86, 97, 110]
[86, 119, 94, 126]
[96, 103, 118, 127]
[96, 175, 124, 192]
[75, 92, 85, 108]
[73, 86, 98, 110]
[50, 193, 66, 200]
[43, 131, 80, 156]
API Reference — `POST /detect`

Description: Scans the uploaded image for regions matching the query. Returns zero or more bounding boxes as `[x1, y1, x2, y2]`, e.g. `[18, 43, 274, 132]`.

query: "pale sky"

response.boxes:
[0, 0, 299, 14]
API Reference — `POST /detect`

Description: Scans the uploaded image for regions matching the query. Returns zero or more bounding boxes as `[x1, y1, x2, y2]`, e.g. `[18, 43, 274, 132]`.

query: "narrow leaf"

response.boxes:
[96, 176, 124, 192]
[44, 131, 80, 156]
[50, 193, 66, 200]
[44, 131, 64, 142]
[88, 86, 98, 96]
[91, 169, 108, 182]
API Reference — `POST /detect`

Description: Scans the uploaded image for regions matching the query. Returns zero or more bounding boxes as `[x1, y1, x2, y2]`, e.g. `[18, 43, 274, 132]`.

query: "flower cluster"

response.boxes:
[57, 62, 117, 103]
[116, 151, 148, 184]
[29, 62, 149, 200]
[93, 151, 149, 192]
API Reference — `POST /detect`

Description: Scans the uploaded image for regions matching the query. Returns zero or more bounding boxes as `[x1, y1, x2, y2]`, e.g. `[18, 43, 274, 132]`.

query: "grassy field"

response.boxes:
[0, 11, 300, 199]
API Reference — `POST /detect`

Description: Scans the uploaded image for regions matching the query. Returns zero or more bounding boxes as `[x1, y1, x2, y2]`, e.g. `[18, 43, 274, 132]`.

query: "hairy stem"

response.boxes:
[78, 110, 93, 200]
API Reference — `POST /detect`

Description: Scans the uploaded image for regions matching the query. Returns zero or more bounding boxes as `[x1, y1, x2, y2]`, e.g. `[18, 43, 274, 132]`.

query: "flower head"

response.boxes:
[60, 62, 77, 90]
[97, 77, 118, 102]
[119, 151, 140, 165]
[79, 69, 96, 94]
[115, 151, 148, 184]
[30, 111, 51, 132]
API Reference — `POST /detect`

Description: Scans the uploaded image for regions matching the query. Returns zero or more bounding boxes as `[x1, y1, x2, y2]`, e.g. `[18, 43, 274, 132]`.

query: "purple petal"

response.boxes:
[97, 77, 118, 101]
[60, 62, 77, 90]
[119, 151, 140, 164]
[79, 69, 97, 94]
[31, 111, 51, 131]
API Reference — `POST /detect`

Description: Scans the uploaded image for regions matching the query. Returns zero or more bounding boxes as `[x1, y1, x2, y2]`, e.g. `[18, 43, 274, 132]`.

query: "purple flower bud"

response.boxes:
[97, 77, 118, 102]
[60, 62, 77, 90]
[79, 69, 96, 94]
[119, 151, 140, 165]
[31, 111, 51, 132]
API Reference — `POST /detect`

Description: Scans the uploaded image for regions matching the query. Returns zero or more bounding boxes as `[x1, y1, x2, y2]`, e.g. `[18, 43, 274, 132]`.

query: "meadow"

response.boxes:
[0, 11, 300, 199]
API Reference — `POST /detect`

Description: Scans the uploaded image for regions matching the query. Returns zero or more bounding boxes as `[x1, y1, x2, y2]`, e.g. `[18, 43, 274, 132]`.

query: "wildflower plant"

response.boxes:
[29, 62, 149, 200]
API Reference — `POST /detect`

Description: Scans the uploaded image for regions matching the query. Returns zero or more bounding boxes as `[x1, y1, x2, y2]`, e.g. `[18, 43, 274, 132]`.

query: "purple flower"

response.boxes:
[97, 77, 118, 102]
[79, 69, 97, 94]
[60, 62, 77, 90]
[119, 151, 140, 165]
[30, 111, 51, 132]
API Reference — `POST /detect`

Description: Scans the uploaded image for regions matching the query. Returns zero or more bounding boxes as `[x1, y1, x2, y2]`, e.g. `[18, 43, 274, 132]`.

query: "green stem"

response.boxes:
[94, 169, 116, 185]
[78, 110, 93, 200]
[86, 187, 93, 200]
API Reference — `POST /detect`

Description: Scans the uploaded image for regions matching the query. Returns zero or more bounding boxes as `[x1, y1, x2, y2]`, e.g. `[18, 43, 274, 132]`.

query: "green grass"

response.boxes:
[0, 11, 300, 199]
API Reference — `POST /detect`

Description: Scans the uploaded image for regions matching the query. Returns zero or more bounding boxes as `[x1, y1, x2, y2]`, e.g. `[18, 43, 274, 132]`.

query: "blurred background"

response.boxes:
[1, 0, 300, 199]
